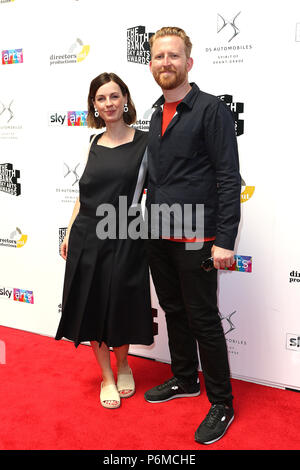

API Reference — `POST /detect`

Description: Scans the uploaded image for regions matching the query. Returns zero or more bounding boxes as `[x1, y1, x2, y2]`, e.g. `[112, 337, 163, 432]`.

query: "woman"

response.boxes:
[55, 73, 153, 409]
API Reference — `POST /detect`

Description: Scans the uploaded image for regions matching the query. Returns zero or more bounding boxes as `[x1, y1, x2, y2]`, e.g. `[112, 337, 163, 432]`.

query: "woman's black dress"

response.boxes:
[55, 129, 154, 348]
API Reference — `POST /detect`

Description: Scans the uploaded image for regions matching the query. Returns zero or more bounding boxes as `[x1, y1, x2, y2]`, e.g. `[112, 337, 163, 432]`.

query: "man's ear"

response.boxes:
[187, 57, 193, 72]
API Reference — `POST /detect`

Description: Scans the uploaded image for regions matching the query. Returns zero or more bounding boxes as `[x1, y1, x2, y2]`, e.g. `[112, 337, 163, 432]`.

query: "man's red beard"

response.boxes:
[153, 67, 187, 90]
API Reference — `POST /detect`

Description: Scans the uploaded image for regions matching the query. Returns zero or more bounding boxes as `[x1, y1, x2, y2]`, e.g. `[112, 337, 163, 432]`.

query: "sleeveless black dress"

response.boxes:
[55, 129, 154, 348]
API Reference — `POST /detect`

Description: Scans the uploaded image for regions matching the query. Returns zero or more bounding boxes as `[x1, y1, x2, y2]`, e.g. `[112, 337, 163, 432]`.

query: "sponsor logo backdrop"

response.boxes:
[0, 0, 299, 391]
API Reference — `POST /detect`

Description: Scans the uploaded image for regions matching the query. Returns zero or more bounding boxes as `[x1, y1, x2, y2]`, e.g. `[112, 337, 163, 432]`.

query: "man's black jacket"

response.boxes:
[146, 83, 241, 250]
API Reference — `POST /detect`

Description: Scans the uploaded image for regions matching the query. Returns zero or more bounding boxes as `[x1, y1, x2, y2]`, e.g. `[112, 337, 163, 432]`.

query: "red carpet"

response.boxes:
[0, 325, 299, 451]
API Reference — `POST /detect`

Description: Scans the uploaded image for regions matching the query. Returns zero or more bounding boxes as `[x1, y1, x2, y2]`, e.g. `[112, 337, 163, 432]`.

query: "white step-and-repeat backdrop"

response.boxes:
[1, 0, 299, 391]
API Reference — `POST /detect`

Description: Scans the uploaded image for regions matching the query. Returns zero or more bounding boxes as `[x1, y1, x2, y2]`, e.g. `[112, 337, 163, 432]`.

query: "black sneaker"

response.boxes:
[144, 376, 200, 403]
[195, 404, 234, 445]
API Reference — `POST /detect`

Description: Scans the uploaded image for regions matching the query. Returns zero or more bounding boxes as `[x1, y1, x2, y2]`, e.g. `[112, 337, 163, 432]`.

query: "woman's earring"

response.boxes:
[123, 103, 128, 113]
[94, 108, 99, 118]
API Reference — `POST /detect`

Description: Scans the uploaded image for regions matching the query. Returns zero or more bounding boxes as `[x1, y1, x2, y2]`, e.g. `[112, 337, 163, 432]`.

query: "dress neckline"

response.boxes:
[96, 129, 137, 149]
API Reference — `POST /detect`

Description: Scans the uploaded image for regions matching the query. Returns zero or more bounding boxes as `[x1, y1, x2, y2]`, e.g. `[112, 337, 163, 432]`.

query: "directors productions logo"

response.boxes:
[50, 38, 90, 66]
[0, 227, 27, 248]
[133, 108, 155, 132]
[2, 48, 23, 65]
[127, 26, 154, 65]
[289, 270, 300, 284]
[0, 286, 34, 304]
[0, 163, 21, 196]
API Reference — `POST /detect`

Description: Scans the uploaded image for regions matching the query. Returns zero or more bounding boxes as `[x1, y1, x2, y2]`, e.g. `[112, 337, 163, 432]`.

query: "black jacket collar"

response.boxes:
[152, 82, 200, 110]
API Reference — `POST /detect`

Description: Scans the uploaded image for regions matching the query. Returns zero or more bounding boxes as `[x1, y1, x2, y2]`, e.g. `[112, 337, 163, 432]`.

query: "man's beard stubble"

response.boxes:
[153, 67, 187, 90]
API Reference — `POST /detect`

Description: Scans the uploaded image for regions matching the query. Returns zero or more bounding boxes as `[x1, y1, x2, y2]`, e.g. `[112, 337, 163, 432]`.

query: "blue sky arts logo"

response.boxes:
[127, 26, 154, 65]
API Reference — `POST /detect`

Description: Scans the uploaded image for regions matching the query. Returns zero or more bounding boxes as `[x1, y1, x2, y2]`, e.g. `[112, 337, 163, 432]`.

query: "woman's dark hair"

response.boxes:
[87, 72, 136, 128]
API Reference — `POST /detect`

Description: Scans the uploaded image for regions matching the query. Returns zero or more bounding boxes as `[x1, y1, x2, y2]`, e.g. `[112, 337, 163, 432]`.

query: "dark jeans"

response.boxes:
[146, 238, 233, 406]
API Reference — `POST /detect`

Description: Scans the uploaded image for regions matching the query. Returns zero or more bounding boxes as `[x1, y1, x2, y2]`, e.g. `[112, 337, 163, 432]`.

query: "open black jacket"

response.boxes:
[146, 83, 241, 250]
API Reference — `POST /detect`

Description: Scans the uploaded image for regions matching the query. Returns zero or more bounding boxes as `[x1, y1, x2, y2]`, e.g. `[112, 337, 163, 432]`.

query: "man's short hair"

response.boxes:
[149, 26, 192, 58]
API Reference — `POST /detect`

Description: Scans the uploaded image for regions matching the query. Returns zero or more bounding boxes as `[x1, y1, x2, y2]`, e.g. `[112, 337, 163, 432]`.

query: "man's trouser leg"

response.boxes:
[146, 238, 199, 384]
[147, 238, 233, 405]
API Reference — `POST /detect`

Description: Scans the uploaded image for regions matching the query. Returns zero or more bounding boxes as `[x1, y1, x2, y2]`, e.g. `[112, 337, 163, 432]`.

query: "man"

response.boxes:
[144, 27, 241, 445]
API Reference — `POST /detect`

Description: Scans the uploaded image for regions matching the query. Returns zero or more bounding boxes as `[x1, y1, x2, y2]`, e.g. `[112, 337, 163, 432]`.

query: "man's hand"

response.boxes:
[211, 245, 234, 270]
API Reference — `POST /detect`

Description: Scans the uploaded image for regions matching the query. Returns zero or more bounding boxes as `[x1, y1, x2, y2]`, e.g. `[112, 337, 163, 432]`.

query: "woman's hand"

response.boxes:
[60, 235, 69, 260]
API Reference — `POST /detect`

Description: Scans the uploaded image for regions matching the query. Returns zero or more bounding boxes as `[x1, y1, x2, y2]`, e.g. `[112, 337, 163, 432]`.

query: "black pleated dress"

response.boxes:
[55, 129, 154, 348]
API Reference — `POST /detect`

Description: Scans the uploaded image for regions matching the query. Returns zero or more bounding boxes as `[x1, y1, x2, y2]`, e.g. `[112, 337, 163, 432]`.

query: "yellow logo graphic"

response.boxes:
[69, 39, 90, 63]
[0, 227, 28, 248]
[241, 185, 255, 203]
[16, 234, 27, 248]
[77, 45, 90, 62]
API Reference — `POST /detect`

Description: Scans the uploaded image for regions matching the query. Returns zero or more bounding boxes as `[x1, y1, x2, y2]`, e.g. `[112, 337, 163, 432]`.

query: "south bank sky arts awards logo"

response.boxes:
[218, 94, 255, 203]
[127, 26, 154, 65]
[0, 163, 21, 196]
[205, 11, 253, 65]
[50, 38, 90, 65]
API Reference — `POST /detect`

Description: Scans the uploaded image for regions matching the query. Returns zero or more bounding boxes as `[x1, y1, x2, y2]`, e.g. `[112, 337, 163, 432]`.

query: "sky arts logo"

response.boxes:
[286, 334, 300, 351]
[49, 111, 87, 126]
[220, 255, 252, 273]
[2, 49, 23, 65]
[50, 38, 90, 65]
[0, 286, 34, 304]
[0, 227, 27, 248]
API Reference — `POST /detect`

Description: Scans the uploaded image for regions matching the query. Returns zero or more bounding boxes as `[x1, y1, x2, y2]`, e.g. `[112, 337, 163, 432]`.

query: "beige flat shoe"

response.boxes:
[100, 382, 120, 409]
[117, 368, 135, 398]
